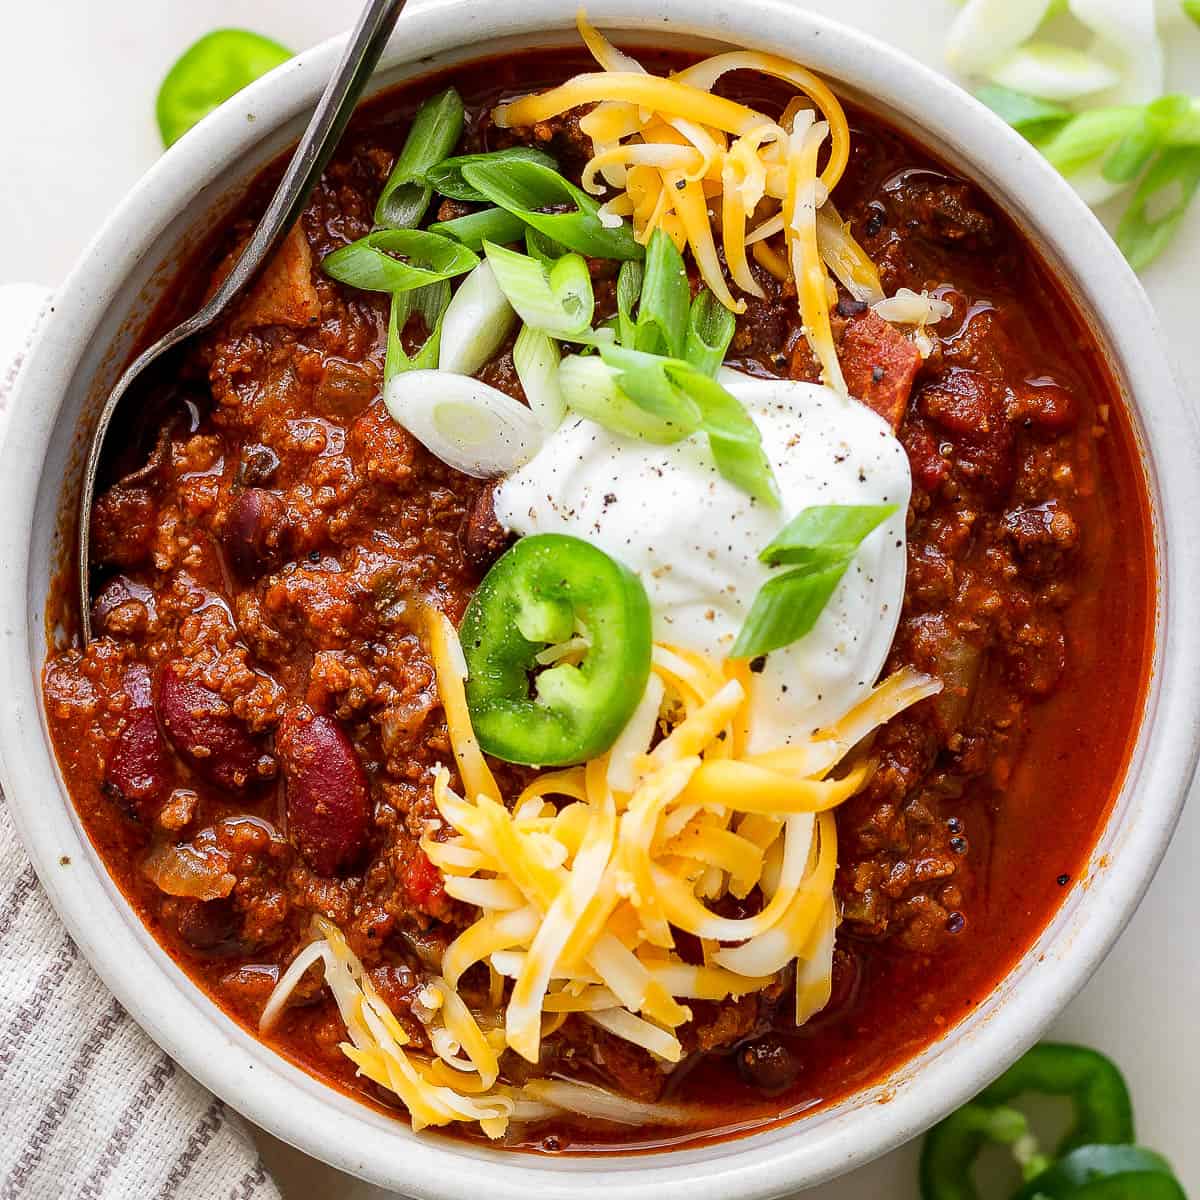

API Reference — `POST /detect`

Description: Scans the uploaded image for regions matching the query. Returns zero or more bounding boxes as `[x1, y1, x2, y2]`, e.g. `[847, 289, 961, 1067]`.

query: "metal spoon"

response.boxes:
[77, 0, 409, 643]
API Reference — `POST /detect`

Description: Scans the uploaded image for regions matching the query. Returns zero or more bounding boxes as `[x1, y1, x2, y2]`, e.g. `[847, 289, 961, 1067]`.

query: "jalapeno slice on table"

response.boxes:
[919, 1043, 1183, 1200]
[461, 534, 653, 767]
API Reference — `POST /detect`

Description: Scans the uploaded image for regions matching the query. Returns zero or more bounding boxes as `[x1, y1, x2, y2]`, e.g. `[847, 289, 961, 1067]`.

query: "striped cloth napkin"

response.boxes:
[0, 284, 283, 1200]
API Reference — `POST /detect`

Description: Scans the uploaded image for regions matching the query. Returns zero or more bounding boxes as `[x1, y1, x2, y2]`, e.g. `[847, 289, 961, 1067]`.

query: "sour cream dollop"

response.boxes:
[493, 371, 910, 752]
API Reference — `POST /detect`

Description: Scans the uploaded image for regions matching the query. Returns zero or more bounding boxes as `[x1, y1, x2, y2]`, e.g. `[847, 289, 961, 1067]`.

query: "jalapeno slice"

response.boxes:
[918, 1043, 1179, 1200]
[156, 30, 293, 147]
[1012, 1146, 1177, 1200]
[461, 534, 652, 767]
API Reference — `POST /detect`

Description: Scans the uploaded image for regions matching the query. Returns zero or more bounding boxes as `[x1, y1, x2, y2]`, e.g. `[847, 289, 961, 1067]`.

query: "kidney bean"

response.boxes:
[278, 709, 369, 876]
[460, 485, 510, 571]
[157, 662, 273, 791]
[224, 488, 286, 580]
[104, 663, 172, 822]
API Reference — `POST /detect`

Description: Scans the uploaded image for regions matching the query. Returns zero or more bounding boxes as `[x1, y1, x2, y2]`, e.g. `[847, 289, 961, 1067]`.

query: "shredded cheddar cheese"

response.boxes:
[489, 12, 881, 394]
[262, 607, 940, 1138]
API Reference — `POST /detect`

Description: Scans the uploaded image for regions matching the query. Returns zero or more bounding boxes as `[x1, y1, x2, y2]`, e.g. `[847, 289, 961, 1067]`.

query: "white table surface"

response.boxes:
[2, 2, 1196, 1196]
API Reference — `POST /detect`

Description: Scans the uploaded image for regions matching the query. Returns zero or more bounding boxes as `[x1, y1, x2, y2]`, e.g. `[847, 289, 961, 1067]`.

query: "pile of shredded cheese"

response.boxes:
[262, 609, 939, 1138]
[491, 13, 893, 394]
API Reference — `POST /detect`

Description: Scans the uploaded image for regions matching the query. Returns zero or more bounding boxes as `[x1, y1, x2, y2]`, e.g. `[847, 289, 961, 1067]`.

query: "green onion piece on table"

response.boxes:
[482, 241, 596, 340]
[156, 29, 292, 147]
[1103, 94, 1195, 185]
[730, 503, 896, 659]
[430, 206, 528, 251]
[322, 229, 478, 293]
[684, 290, 737, 377]
[1117, 146, 1200, 270]
[975, 85, 1072, 138]
[424, 147, 557, 202]
[462, 160, 645, 260]
[375, 88, 465, 229]
[460, 534, 653, 767]
[385, 280, 451, 383]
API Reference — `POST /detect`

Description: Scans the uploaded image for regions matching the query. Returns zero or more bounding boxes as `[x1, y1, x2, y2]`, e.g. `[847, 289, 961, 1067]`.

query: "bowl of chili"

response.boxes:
[1, 0, 1199, 1196]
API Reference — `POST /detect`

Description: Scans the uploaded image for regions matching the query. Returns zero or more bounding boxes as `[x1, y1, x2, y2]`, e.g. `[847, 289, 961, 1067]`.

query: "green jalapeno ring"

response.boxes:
[977, 1044, 1135, 1155]
[461, 534, 653, 768]
[1012, 1145, 1178, 1200]
[919, 1044, 1144, 1200]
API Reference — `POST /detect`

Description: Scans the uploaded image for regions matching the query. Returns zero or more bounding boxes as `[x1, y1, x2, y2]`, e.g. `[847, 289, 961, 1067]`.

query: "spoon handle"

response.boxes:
[79, 0, 408, 641]
[201, 0, 409, 328]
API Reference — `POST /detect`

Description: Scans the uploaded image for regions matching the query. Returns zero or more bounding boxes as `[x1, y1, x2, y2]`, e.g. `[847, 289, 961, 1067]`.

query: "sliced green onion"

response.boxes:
[731, 562, 849, 660]
[513, 325, 567, 431]
[598, 345, 702, 429]
[322, 229, 478, 293]
[1038, 106, 1143, 174]
[616, 260, 643, 350]
[1103, 93, 1195, 183]
[944, 0, 1056, 75]
[559, 354, 687, 443]
[599, 345, 779, 506]
[684, 290, 737, 377]
[461, 160, 644, 261]
[438, 262, 517, 376]
[483, 241, 595, 339]
[430, 206, 528, 251]
[1116, 145, 1200, 269]
[156, 30, 292, 148]
[1187, 0, 1200, 26]
[424, 147, 557, 202]
[759, 504, 898, 566]
[384, 370, 543, 477]
[525, 227, 571, 267]
[611, 232, 689, 357]
[375, 88, 465, 230]
[731, 503, 897, 658]
[975, 84, 1072, 137]
[986, 43, 1120, 102]
[385, 280, 451, 384]
[629, 230, 690, 358]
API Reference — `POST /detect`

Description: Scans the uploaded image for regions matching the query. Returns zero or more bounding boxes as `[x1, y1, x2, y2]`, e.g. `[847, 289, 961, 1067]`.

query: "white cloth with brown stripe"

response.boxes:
[0, 285, 284, 1200]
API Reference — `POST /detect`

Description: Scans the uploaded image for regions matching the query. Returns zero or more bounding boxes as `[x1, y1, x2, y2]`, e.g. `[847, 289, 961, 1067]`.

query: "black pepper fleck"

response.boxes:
[945, 912, 965, 934]
[749, 656, 767, 674]
[871, 365, 885, 383]
[308, 550, 321, 563]
[1057, 873, 1070, 886]
[949, 835, 968, 854]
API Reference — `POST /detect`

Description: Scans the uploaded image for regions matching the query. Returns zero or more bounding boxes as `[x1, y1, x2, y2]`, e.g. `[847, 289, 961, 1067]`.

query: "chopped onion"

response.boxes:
[872, 288, 954, 326]
[945, 0, 1055, 75]
[142, 842, 235, 901]
[438, 262, 517, 376]
[512, 325, 567, 431]
[986, 43, 1121, 101]
[384, 370, 544, 478]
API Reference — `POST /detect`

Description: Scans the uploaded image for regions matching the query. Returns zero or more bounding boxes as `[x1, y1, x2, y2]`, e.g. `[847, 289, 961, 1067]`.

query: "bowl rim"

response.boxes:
[2, 1, 1199, 1196]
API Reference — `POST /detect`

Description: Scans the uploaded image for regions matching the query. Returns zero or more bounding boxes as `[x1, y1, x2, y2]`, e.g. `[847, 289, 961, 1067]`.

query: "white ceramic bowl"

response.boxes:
[2, 3, 1199, 1196]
